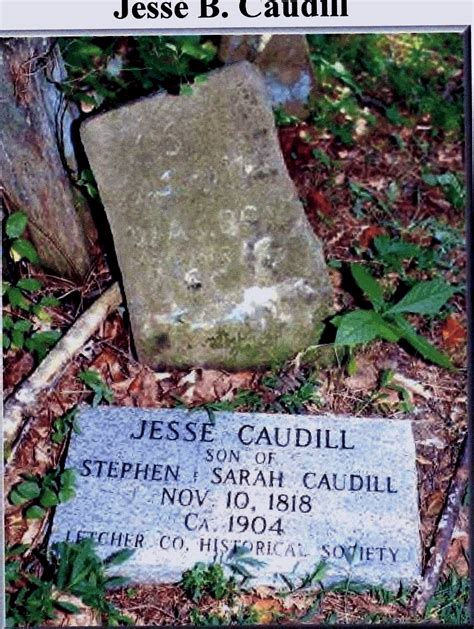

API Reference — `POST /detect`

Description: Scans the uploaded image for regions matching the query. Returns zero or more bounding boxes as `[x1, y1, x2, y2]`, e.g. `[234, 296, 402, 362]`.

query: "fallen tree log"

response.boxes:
[4, 282, 122, 460]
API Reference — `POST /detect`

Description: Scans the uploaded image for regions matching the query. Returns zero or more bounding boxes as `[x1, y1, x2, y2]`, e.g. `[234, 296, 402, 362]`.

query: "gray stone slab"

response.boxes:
[81, 62, 332, 370]
[219, 35, 317, 119]
[50, 407, 421, 589]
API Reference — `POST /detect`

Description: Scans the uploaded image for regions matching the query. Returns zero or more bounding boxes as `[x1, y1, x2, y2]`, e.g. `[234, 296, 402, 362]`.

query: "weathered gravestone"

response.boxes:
[81, 62, 332, 370]
[219, 35, 317, 118]
[50, 407, 422, 589]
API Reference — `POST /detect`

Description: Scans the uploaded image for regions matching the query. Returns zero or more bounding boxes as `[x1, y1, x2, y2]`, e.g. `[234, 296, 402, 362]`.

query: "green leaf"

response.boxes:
[386, 280, 457, 316]
[58, 487, 76, 503]
[13, 319, 32, 332]
[392, 315, 453, 369]
[9, 489, 30, 506]
[6, 212, 28, 238]
[11, 329, 25, 349]
[53, 600, 80, 614]
[60, 469, 76, 488]
[7, 287, 30, 311]
[11, 238, 40, 264]
[14, 480, 41, 500]
[104, 549, 135, 566]
[79, 369, 103, 387]
[350, 263, 385, 310]
[333, 310, 399, 346]
[39, 488, 59, 508]
[17, 278, 42, 292]
[25, 505, 46, 520]
[39, 295, 61, 307]
[3, 333, 11, 350]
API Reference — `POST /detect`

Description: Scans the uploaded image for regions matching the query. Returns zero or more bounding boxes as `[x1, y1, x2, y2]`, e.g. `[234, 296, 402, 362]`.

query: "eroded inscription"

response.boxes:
[50, 408, 421, 588]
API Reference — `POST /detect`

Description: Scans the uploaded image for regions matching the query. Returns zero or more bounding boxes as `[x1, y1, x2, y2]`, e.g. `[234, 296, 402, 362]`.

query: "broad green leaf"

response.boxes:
[60, 469, 76, 487]
[3, 314, 14, 329]
[334, 310, 401, 346]
[14, 480, 41, 500]
[6, 212, 28, 239]
[25, 505, 46, 520]
[3, 334, 11, 350]
[58, 487, 76, 503]
[39, 295, 61, 307]
[333, 310, 382, 346]
[9, 488, 30, 506]
[7, 287, 30, 311]
[350, 263, 385, 310]
[79, 369, 102, 386]
[39, 488, 59, 508]
[13, 319, 32, 332]
[392, 315, 453, 369]
[10, 238, 40, 264]
[11, 329, 25, 349]
[386, 279, 457, 316]
[17, 278, 42, 292]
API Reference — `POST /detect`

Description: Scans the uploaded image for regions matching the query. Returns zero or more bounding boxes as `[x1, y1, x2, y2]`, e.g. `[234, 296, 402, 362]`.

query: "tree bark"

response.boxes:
[0, 37, 90, 279]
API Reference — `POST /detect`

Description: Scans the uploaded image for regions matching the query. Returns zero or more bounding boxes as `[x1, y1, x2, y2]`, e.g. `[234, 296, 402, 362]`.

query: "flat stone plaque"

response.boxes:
[50, 407, 421, 589]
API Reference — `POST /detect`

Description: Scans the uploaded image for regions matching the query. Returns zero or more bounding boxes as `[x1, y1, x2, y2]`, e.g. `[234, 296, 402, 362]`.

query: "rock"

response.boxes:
[219, 35, 316, 118]
[50, 407, 422, 589]
[81, 62, 332, 370]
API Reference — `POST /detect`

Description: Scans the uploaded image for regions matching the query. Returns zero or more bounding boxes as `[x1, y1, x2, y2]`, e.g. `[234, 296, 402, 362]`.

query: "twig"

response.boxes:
[3, 282, 122, 459]
[409, 434, 469, 617]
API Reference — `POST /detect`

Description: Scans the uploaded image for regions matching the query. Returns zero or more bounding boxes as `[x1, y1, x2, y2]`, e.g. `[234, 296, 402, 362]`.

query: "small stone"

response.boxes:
[219, 35, 316, 119]
[50, 406, 422, 589]
[81, 62, 332, 370]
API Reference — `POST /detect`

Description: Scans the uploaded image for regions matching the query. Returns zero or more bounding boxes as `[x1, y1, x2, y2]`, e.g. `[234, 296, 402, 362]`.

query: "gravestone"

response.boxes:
[50, 407, 422, 589]
[81, 62, 332, 370]
[219, 35, 316, 118]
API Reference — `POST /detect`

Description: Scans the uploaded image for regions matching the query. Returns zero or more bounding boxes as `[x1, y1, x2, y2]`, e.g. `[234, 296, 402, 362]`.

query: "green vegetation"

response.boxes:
[9, 468, 76, 520]
[424, 571, 470, 624]
[332, 263, 457, 368]
[181, 562, 236, 602]
[52, 406, 81, 444]
[59, 36, 219, 111]
[79, 369, 114, 406]
[6, 540, 133, 627]
[307, 33, 464, 143]
[3, 211, 61, 359]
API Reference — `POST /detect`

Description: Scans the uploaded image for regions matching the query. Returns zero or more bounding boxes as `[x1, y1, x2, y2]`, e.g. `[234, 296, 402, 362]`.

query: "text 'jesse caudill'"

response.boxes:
[113, 1, 349, 21]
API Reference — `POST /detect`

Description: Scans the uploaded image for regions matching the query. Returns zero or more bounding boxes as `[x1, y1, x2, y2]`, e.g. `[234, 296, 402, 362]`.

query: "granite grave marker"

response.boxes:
[81, 62, 332, 370]
[50, 407, 421, 589]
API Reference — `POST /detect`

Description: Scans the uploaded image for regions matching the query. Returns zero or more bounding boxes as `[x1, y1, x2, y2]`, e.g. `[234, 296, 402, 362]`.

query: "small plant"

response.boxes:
[6, 540, 134, 627]
[52, 407, 81, 444]
[378, 369, 414, 413]
[181, 562, 236, 602]
[424, 571, 469, 624]
[3, 211, 62, 358]
[278, 381, 320, 413]
[79, 369, 114, 406]
[225, 545, 266, 584]
[423, 171, 466, 210]
[9, 468, 76, 520]
[332, 263, 457, 368]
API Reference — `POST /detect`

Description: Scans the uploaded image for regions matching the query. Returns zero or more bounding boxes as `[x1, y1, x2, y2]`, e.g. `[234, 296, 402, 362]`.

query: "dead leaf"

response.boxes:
[359, 225, 385, 248]
[307, 190, 332, 216]
[441, 316, 466, 349]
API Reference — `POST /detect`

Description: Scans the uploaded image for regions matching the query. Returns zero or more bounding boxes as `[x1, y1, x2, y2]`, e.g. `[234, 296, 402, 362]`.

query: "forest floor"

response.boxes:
[3, 39, 469, 625]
